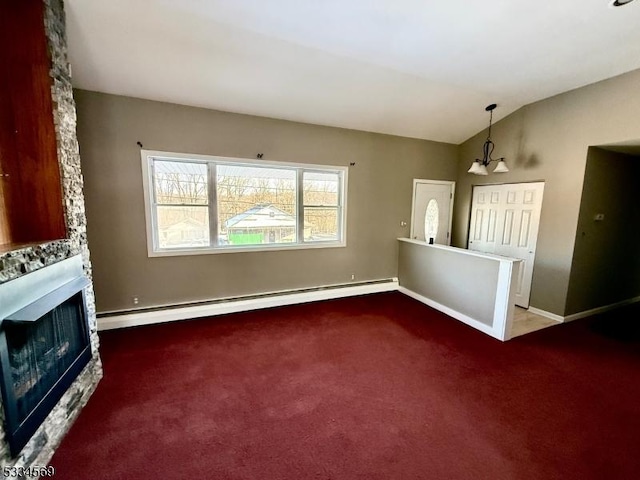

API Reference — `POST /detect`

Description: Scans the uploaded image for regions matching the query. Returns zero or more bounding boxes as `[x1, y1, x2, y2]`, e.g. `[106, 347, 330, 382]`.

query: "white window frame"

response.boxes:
[141, 150, 348, 257]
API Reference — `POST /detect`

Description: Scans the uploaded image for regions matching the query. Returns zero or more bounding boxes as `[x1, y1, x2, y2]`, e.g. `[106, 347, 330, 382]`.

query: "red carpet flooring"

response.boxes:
[50, 292, 640, 479]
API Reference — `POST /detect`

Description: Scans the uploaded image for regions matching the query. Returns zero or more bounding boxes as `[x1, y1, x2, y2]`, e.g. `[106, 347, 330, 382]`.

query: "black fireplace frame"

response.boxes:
[0, 277, 92, 457]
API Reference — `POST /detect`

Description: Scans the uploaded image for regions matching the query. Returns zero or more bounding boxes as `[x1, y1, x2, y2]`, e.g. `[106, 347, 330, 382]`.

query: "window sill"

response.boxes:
[148, 241, 347, 258]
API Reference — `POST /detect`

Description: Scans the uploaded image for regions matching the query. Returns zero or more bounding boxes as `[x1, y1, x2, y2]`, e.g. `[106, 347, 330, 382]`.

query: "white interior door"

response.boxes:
[410, 180, 454, 245]
[469, 182, 544, 308]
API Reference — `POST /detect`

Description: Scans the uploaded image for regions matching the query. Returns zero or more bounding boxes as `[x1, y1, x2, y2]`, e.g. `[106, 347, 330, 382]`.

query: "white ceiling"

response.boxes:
[64, 0, 640, 144]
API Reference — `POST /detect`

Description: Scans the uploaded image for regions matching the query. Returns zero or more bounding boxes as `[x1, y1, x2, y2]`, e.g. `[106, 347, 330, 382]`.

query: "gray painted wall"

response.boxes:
[76, 67, 640, 317]
[565, 147, 640, 315]
[74, 90, 458, 312]
[398, 242, 498, 326]
[453, 68, 640, 316]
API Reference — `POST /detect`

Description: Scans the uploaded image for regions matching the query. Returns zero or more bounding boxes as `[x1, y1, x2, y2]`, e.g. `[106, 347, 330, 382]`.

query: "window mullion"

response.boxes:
[337, 174, 344, 243]
[150, 159, 161, 251]
[297, 169, 304, 244]
[208, 162, 218, 246]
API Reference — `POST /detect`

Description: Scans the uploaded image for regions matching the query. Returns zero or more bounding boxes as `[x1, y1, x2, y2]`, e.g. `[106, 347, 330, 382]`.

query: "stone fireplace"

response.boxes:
[0, 256, 92, 458]
[0, 0, 102, 472]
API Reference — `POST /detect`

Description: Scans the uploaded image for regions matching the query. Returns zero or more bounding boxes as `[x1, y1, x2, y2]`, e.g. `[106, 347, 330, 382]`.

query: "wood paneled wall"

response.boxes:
[0, 0, 66, 246]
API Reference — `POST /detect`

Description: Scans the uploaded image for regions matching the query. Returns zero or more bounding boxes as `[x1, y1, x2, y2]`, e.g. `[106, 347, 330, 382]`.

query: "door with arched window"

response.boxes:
[410, 180, 454, 245]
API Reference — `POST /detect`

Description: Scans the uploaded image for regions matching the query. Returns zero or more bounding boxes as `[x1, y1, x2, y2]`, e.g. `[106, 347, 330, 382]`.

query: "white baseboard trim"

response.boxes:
[527, 295, 640, 323]
[398, 286, 503, 341]
[526, 307, 564, 323]
[562, 295, 640, 323]
[98, 279, 399, 331]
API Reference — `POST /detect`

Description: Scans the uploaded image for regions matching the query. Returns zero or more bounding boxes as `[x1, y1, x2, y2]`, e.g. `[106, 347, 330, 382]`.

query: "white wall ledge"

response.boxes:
[397, 239, 521, 341]
[397, 237, 521, 263]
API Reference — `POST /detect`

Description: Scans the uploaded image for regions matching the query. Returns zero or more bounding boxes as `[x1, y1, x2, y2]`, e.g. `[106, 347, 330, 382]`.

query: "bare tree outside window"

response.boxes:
[303, 172, 340, 241]
[153, 161, 209, 248]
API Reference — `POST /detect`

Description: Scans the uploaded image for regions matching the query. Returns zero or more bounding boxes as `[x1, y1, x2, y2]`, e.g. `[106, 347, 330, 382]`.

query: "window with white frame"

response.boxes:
[141, 151, 347, 255]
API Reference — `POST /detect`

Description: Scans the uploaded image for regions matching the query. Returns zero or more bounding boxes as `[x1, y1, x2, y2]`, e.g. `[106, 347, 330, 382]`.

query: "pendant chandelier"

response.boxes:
[467, 104, 509, 175]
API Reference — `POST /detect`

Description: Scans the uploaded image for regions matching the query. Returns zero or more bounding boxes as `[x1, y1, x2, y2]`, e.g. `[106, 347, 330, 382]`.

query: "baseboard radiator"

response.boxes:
[98, 279, 399, 331]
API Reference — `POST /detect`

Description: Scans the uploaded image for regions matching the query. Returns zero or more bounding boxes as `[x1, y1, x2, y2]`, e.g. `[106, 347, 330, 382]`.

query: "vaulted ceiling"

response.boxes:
[65, 0, 640, 144]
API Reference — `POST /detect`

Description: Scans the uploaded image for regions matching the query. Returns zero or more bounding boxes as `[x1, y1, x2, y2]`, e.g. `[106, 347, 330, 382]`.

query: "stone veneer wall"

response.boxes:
[0, 0, 103, 473]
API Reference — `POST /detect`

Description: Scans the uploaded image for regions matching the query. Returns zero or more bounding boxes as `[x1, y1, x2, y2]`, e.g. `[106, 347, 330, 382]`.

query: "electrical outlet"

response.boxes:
[351, 274, 355, 280]
[132, 296, 139, 305]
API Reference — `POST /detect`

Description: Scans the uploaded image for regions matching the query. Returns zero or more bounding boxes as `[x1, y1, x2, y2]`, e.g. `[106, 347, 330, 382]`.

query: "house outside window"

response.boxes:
[141, 151, 347, 256]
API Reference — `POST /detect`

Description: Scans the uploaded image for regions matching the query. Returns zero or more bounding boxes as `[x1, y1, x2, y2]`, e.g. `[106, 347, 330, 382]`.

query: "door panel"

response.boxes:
[469, 182, 544, 308]
[502, 209, 515, 245]
[518, 211, 532, 247]
[487, 209, 497, 243]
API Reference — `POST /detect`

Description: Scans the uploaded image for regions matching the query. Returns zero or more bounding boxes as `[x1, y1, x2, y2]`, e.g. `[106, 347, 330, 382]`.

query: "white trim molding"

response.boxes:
[562, 295, 640, 323]
[528, 295, 640, 323]
[98, 279, 398, 331]
[495, 260, 518, 341]
[526, 306, 565, 323]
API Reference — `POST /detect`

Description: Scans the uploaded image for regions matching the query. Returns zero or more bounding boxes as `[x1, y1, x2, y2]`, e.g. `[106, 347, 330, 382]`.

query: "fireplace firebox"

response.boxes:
[0, 256, 91, 457]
